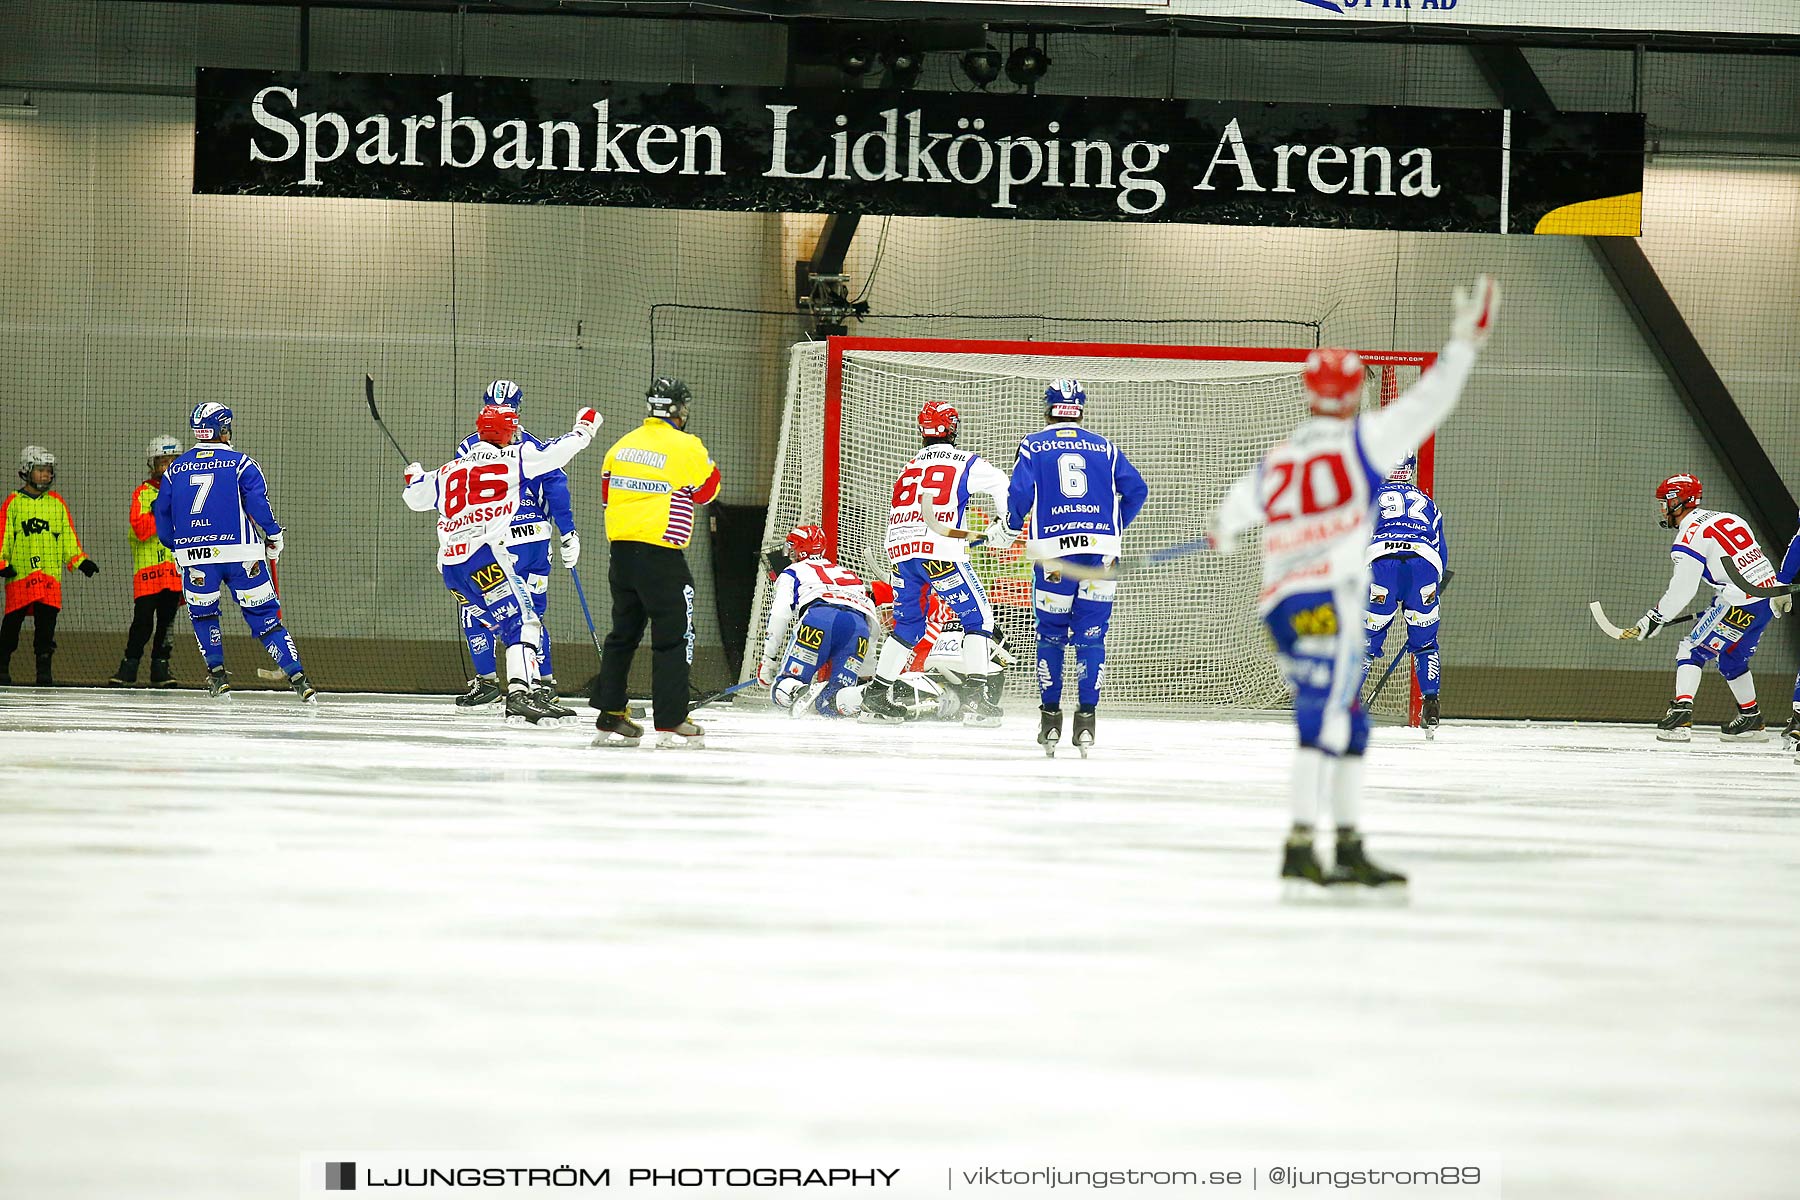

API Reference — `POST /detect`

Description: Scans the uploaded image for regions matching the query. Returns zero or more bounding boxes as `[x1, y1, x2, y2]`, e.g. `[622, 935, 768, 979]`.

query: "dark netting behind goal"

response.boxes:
[2, 1, 1795, 724]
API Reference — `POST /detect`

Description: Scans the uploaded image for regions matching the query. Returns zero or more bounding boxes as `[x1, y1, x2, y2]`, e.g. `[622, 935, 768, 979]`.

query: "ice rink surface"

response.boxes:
[2, 689, 1798, 1199]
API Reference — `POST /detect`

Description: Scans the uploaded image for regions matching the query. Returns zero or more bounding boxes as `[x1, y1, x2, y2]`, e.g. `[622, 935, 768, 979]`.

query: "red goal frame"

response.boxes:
[819, 336, 1437, 724]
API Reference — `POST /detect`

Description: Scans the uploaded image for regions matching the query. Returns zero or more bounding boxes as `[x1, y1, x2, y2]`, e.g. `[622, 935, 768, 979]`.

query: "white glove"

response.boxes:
[1772, 592, 1792, 618]
[573, 408, 602, 438]
[1208, 529, 1238, 556]
[758, 654, 779, 685]
[264, 532, 284, 562]
[983, 520, 1017, 551]
[1633, 607, 1669, 640]
[1451, 275, 1500, 346]
[404, 461, 425, 485]
[559, 531, 580, 569]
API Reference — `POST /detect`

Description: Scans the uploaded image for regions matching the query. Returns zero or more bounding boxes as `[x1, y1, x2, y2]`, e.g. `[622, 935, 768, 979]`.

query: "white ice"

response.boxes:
[2, 691, 1798, 1199]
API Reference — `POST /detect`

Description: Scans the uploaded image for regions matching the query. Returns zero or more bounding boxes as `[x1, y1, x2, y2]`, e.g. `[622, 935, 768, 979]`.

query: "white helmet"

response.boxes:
[18, 445, 55, 486]
[147, 435, 180, 472]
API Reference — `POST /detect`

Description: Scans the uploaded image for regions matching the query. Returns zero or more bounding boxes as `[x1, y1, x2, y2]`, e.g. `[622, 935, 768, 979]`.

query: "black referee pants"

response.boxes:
[590, 540, 696, 730]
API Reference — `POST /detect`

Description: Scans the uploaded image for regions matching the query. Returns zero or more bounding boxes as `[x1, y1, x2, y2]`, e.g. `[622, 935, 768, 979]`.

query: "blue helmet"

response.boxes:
[1045, 378, 1086, 421]
[1389, 453, 1417, 484]
[483, 379, 524, 410]
[191, 402, 233, 442]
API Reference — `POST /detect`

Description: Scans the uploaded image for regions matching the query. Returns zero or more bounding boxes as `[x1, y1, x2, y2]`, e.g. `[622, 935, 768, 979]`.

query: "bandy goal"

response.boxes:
[754, 336, 1435, 724]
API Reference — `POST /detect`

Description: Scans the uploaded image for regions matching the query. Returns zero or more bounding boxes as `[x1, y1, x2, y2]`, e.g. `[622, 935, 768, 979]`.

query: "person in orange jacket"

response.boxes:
[0, 446, 99, 686]
[110, 436, 185, 687]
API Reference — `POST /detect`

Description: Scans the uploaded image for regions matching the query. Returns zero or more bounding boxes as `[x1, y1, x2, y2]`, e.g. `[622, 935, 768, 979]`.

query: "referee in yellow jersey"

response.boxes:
[590, 378, 722, 748]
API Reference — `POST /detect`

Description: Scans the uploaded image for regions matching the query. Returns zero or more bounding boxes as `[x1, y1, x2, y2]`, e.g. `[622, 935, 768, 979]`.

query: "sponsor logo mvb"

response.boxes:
[1297, 0, 1460, 12]
[325, 1161, 356, 1191]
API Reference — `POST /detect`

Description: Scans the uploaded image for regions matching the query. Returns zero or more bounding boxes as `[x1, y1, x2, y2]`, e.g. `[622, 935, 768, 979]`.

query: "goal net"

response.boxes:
[754, 337, 1432, 722]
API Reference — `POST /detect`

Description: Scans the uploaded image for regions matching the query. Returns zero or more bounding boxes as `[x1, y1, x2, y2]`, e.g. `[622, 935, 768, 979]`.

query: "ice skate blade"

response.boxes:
[655, 734, 705, 749]
[963, 715, 1003, 728]
[1721, 730, 1769, 742]
[858, 712, 904, 726]
[1423, 726, 1437, 741]
[1323, 881, 1411, 906]
[1279, 879, 1334, 904]
[1655, 729, 1692, 743]
[589, 733, 641, 748]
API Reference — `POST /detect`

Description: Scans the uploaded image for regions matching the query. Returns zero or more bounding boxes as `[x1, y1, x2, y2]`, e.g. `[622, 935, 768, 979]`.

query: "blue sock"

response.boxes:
[1074, 640, 1106, 709]
[1037, 639, 1067, 708]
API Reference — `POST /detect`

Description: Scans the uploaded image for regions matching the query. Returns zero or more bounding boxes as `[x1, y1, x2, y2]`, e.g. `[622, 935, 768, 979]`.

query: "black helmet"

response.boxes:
[647, 377, 692, 422]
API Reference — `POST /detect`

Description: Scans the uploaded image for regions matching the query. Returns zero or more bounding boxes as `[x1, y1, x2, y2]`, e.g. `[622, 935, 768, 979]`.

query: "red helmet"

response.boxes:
[918, 400, 960, 442]
[785, 523, 827, 561]
[475, 404, 520, 446]
[1302, 348, 1364, 417]
[1655, 473, 1702, 528]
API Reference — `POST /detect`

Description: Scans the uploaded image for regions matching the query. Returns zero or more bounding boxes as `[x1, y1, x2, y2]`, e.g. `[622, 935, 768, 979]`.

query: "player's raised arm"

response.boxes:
[401, 461, 437, 511]
[519, 408, 602, 477]
[1360, 276, 1499, 477]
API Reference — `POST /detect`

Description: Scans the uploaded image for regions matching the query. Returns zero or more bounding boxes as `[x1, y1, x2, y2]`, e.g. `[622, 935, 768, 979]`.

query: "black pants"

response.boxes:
[591, 540, 695, 730]
[0, 601, 59, 676]
[124, 590, 183, 660]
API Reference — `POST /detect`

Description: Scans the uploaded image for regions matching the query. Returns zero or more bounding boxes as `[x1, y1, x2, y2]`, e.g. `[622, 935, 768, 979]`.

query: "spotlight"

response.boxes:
[881, 37, 923, 89]
[1005, 44, 1051, 88]
[837, 37, 875, 78]
[959, 46, 1002, 89]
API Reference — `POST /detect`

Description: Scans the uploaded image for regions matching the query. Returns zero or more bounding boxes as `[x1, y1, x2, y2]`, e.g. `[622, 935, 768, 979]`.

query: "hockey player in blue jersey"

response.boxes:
[1757, 511, 1800, 751]
[1006, 380, 1149, 757]
[1362, 453, 1448, 734]
[152, 402, 313, 701]
[450, 379, 582, 710]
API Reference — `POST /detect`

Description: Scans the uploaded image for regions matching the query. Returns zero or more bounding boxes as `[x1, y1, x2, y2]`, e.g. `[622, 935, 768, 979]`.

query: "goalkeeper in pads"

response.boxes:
[1210, 276, 1498, 895]
[1006, 380, 1148, 757]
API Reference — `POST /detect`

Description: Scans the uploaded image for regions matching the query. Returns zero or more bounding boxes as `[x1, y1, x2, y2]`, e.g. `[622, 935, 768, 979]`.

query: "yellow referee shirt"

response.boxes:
[600, 418, 722, 549]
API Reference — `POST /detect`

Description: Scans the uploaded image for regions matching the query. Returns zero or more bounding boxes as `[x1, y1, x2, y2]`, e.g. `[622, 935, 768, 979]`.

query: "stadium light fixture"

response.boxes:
[960, 46, 1002, 89]
[881, 37, 923, 89]
[837, 37, 875, 79]
[1005, 44, 1051, 88]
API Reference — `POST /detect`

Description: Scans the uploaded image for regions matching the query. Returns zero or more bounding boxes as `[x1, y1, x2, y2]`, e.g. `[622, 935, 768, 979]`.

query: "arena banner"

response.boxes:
[194, 69, 1644, 236]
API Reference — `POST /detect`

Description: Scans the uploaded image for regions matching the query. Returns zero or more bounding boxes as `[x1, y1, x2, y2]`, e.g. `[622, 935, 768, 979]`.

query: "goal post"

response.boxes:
[757, 336, 1436, 723]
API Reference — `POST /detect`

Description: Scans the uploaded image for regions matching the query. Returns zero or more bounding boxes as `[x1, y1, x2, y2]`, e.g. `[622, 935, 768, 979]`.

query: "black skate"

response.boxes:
[504, 686, 569, 725]
[1784, 712, 1800, 754]
[1421, 693, 1440, 740]
[655, 720, 706, 749]
[592, 709, 644, 748]
[206, 666, 232, 699]
[1326, 831, 1408, 895]
[1280, 828, 1328, 899]
[150, 656, 179, 688]
[1655, 699, 1694, 743]
[963, 692, 1004, 728]
[1721, 703, 1767, 741]
[859, 681, 908, 725]
[1038, 707, 1063, 757]
[288, 672, 317, 703]
[109, 657, 139, 687]
[531, 681, 576, 720]
[1071, 707, 1096, 757]
[455, 675, 503, 708]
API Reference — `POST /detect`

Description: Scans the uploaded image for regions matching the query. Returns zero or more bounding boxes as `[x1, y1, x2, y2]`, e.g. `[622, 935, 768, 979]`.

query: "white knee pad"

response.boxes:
[772, 676, 807, 710]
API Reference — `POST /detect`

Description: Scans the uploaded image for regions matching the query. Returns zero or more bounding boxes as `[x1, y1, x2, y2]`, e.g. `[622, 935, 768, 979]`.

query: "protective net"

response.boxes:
[1, 1, 1795, 724]
[751, 339, 1427, 720]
